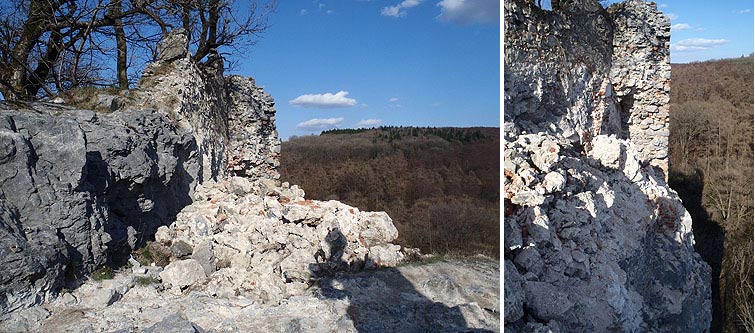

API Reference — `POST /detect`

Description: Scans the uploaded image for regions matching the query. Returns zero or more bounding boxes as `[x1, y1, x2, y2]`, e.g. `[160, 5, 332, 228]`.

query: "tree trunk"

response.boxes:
[112, 0, 129, 89]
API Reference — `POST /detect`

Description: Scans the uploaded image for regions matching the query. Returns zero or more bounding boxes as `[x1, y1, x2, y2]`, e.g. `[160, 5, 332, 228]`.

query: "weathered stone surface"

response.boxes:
[143, 313, 204, 333]
[0, 306, 50, 333]
[10, 257, 498, 333]
[171, 240, 194, 259]
[192, 241, 216, 276]
[504, 0, 710, 332]
[157, 29, 189, 62]
[160, 259, 207, 292]
[78, 286, 121, 309]
[162, 176, 405, 304]
[0, 29, 283, 314]
[504, 260, 524, 323]
[0, 105, 196, 313]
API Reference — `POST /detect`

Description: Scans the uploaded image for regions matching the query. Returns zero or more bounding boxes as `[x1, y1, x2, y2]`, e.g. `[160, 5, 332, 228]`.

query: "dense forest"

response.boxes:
[669, 55, 754, 333]
[279, 127, 500, 257]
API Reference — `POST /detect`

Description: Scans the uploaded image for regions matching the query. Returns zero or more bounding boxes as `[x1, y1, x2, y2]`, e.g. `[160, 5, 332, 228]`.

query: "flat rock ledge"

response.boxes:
[0, 257, 499, 333]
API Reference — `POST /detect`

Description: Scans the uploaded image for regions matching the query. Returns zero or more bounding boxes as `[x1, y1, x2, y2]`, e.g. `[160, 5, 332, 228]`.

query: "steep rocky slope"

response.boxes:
[504, 0, 711, 332]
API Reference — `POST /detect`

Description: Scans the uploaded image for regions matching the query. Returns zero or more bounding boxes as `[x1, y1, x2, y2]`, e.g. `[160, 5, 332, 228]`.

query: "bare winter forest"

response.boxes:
[279, 127, 500, 258]
[669, 54, 754, 333]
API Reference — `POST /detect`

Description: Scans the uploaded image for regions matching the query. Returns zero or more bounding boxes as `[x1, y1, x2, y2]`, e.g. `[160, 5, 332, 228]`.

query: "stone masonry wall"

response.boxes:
[610, 0, 671, 175]
[504, 0, 670, 176]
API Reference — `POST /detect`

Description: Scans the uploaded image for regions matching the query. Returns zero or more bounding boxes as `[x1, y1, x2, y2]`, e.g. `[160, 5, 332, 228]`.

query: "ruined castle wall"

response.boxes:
[609, 0, 671, 174]
[226, 75, 281, 180]
[504, 0, 670, 176]
[133, 29, 281, 184]
[504, 1, 711, 331]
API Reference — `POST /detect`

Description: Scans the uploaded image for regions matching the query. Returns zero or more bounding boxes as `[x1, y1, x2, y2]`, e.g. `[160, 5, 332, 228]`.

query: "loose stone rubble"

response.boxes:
[152, 177, 405, 303]
[505, 0, 711, 332]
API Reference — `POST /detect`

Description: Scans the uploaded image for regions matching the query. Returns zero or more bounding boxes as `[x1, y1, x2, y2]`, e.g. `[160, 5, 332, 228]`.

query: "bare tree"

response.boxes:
[0, 0, 276, 101]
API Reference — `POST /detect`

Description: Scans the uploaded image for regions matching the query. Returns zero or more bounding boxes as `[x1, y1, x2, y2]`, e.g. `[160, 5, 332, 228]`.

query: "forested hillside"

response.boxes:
[279, 127, 499, 257]
[669, 55, 754, 333]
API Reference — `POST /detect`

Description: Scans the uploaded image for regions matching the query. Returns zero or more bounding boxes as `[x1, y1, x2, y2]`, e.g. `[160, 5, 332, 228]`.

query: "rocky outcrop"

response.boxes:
[504, 0, 710, 332]
[0, 29, 281, 313]
[0, 105, 197, 313]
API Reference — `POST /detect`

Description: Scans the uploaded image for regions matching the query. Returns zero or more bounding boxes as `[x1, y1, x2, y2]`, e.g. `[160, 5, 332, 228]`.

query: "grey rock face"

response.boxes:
[0, 105, 196, 313]
[504, 0, 711, 332]
[0, 32, 282, 313]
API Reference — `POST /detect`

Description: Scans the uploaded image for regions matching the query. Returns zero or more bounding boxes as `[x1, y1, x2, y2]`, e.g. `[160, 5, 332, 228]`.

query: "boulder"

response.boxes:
[160, 259, 207, 292]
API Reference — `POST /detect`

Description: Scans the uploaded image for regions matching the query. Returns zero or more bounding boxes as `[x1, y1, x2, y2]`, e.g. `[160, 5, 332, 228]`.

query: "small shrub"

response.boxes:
[135, 276, 161, 286]
[133, 242, 171, 267]
[92, 266, 114, 281]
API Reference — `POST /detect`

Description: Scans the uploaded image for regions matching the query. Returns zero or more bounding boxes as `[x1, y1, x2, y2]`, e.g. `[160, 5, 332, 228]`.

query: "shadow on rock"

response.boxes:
[669, 169, 725, 333]
[309, 229, 494, 333]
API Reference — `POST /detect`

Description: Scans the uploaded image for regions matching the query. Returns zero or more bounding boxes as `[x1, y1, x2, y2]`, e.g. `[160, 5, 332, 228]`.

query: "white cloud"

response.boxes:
[356, 119, 383, 127]
[300, 9, 308, 15]
[389, 97, 399, 102]
[735, 9, 752, 14]
[289, 91, 357, 108]
[658, 3, 668, 8]
[671, 23, 691, 31]
[381, 0, 422, 17]
[671, 38, 729, 52]
[327, 9, 334, 14]
[666, 13, 678, 20]
[296, 117, 345, 131]
[437, 0, 499, 25]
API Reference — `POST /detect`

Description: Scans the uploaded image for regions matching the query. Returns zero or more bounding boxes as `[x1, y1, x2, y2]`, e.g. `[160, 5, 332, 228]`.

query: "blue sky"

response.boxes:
[659, 1, 754, 63]
[230, 0, 500, 140]
[601, 0, 754, 63]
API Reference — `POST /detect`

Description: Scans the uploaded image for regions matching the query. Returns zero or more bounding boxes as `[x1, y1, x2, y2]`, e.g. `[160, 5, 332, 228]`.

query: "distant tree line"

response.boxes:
[322, 126, 491, 144]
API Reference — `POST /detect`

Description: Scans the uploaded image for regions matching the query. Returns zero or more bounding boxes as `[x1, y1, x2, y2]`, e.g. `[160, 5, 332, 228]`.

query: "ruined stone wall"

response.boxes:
[132, 29, 281, 184]
[504, 0, 670, 176]
[610, 0, 671, 174]
[226, 75, 281, 180]
[504, 1, 711, 332]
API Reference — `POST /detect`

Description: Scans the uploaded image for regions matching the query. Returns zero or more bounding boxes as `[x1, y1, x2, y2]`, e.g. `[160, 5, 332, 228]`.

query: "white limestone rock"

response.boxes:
[160, 259, 207, 292]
